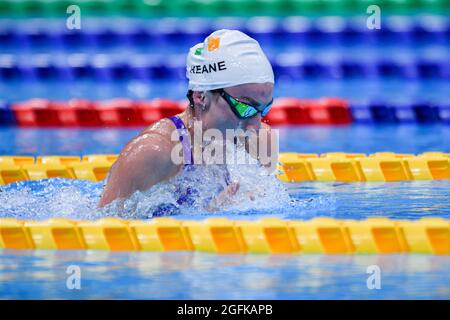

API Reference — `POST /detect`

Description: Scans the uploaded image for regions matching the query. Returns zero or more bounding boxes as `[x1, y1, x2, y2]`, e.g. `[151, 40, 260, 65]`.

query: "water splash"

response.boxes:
[1, 178, 450, 221]
[0, 179, 103, 220]
[0, 143, 303, 220]
[98, 140, 298, 219]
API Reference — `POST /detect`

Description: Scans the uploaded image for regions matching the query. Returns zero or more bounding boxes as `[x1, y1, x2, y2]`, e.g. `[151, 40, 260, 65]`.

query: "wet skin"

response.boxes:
[98, 83, 275, 209]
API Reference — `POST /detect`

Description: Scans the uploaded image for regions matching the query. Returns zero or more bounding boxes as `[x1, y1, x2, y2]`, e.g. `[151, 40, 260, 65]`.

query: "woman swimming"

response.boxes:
[98, 29, 277, 212]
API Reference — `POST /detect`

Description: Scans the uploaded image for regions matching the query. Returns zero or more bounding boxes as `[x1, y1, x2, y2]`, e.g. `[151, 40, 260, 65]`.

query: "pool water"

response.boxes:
[1, 251, 449, 299]
[0, 125, 449, 299]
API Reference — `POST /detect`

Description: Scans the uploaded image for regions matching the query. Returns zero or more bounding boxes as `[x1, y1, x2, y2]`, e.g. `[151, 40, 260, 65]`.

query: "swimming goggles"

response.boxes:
[218, 89, 273, 119]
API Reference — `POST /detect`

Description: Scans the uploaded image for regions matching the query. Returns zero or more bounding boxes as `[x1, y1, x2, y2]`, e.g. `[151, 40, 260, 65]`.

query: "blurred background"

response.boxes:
[0, 0, 449, 102]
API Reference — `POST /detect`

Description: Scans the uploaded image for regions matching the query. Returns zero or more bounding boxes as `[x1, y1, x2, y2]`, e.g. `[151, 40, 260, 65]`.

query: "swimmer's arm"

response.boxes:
[98, 134, 179, 208]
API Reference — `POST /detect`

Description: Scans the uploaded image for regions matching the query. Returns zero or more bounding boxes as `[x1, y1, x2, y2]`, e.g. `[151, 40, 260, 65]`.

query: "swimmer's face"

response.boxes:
[206, 82, 274, 132]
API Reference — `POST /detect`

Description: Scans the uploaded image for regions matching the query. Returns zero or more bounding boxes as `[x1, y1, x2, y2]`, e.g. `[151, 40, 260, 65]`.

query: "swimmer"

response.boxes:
[98, 29, 276, 211]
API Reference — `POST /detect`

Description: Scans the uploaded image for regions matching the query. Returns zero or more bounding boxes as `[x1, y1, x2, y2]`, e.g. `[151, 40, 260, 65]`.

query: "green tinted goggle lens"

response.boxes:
[223, 91, 273, 119]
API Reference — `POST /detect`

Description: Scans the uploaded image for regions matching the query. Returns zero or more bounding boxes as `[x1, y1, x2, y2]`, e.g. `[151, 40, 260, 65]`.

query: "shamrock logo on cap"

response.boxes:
[194, 47, 203, 56]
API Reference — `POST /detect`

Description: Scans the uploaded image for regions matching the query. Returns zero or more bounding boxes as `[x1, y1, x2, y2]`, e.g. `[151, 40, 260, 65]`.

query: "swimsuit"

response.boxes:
[168, 115, 231, 183]
[151, 115, 231, 216]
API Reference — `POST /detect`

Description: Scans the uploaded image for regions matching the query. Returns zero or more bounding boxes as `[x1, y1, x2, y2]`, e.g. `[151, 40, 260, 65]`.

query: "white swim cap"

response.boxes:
[186, 29, 274, 91]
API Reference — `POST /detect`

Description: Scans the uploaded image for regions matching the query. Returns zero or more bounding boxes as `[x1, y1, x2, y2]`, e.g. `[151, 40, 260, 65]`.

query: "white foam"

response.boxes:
[0, 142, 297, 220]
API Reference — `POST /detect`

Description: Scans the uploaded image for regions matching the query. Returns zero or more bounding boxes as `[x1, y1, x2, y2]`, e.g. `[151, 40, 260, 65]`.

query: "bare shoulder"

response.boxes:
[98, 117, 181, 206]
[115, 117, 180, 174]
[122, 118, 177, 156]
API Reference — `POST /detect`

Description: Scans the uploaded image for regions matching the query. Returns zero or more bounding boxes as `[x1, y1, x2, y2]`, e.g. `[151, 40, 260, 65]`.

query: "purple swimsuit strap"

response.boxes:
[168, 115, 231, 186]
[168, 115, 193, 165]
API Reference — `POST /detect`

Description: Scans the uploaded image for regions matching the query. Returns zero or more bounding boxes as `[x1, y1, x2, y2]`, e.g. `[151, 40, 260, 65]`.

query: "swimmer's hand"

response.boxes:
[207, 181, 240, 211]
